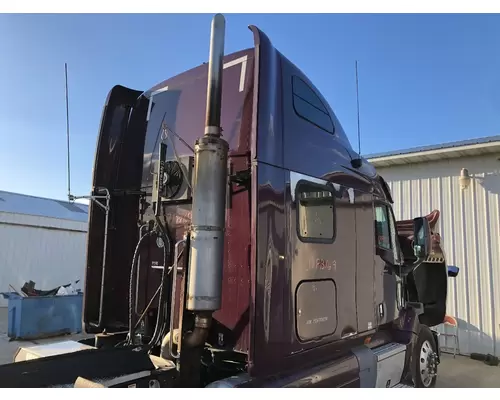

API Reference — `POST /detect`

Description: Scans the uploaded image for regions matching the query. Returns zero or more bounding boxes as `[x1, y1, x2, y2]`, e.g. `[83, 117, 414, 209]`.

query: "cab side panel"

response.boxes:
[248, 27, 368, 380]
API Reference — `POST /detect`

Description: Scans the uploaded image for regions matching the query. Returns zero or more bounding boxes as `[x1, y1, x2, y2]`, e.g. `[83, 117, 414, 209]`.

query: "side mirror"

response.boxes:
[412, 217, 431, 259]
[448, 265, 460, 278]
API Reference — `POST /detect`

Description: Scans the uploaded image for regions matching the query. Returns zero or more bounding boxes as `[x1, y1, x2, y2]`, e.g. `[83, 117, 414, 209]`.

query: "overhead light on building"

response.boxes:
[459, 168, 471, 190]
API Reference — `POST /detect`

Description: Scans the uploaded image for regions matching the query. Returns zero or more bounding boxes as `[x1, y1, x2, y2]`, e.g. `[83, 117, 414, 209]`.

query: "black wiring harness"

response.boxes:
[124, 215, 173, 349]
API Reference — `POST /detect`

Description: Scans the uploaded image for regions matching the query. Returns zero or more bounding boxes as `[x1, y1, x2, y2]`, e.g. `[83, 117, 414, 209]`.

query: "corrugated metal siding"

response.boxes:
[378, 153, 500, 357]
[0, 211, 87, 232]
[0, 213, 87, 307]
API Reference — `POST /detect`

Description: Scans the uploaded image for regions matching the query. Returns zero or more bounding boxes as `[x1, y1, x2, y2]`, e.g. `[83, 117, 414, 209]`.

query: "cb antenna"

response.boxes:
[65, 62, 72, 202]
[355, 60, 361, 156]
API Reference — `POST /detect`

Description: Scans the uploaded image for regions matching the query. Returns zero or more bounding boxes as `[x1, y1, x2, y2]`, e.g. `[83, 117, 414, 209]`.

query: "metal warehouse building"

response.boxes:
[367, 135, 500, 357]
[0, 191, 88, 307]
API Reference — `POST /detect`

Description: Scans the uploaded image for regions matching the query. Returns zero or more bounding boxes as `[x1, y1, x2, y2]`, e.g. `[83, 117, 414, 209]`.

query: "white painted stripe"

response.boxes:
[223, 55, 248, 92]
[146, 86, 169, 121]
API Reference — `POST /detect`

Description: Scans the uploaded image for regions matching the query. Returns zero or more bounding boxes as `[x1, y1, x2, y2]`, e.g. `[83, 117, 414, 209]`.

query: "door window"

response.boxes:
[375, 205, 392, 250]
[375, 204, 400, 263]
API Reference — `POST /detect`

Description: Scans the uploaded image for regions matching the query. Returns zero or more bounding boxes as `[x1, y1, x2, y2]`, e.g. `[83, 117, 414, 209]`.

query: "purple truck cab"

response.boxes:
[0, 14, 455, 389]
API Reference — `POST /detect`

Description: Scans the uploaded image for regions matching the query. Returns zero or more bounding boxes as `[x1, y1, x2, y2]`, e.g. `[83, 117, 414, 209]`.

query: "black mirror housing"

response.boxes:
[412, 217, 431, 259]
[448, 265, 460, 277]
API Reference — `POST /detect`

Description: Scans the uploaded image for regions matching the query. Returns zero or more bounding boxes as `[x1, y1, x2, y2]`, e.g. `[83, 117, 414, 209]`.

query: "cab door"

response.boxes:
[354, 190, 377, 333]
[290, 172, 358, 344]
[373, 202, 404, 325]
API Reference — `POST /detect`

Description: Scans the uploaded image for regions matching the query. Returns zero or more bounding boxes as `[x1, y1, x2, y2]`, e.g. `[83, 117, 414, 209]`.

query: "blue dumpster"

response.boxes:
[0, 292, 83, 340]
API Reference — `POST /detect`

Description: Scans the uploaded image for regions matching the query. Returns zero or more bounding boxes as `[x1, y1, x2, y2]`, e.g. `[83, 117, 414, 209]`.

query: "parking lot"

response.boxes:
[436, 353, 500, 388]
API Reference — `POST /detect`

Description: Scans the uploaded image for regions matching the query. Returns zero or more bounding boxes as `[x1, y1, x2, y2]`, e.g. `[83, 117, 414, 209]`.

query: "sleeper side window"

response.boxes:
[292, 76, 334, 134]
[296, 181, 336, 244]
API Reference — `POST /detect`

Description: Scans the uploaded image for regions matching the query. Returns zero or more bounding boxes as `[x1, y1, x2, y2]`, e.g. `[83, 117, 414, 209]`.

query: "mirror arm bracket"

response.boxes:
[399, 257, 426, 277]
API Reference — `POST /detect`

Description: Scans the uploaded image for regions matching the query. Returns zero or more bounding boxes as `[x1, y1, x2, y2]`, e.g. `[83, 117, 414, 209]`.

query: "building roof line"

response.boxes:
[0, 189, 79, 204]
[365, 135, 500, 160]
[0, 190, 88, 222]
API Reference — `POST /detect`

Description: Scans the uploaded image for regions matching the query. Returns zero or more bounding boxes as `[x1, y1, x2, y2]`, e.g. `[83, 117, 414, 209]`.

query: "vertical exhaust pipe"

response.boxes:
[205, 14, 225, 136]
[186, 14, 228, 329]
[162, 13, 228, 359]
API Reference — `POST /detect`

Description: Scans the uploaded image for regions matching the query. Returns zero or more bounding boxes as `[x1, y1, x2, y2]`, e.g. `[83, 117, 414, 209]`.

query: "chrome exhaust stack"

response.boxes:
[204, 13, 226, 137]
[184, 14, 228, 344]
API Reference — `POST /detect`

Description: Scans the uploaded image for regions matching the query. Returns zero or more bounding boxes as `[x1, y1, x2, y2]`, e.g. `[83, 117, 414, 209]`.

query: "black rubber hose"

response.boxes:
[154, 214, 171, 253]
[124, 214, 171, 349]
[133, 284, 161, 331]
[147, 237, 168, 347]
[148, 215, 179, 348]
[133, 246, 185, 333]
[128, 229, 154, 344]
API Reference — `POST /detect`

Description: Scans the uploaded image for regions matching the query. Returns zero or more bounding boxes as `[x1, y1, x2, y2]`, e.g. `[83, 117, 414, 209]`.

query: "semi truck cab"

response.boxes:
[0, 14, 457, 389]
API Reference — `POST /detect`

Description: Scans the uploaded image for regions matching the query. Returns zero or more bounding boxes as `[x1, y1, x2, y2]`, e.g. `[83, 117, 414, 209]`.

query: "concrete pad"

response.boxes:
[437, 353, 500, 388]
[1, 307, 499, 387]
[0, 307, 92, 366]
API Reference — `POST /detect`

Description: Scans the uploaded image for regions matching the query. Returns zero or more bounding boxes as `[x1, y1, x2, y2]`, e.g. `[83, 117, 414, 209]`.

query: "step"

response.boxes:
[372, 342, 407, 360]
[372, 342, 407, 388]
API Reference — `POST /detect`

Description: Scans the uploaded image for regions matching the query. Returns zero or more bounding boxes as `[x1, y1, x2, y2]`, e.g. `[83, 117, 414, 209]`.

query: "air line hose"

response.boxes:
[128, 228, 154, 344]
[127, 215, 173, 348]
[147, 230, 169, 347]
